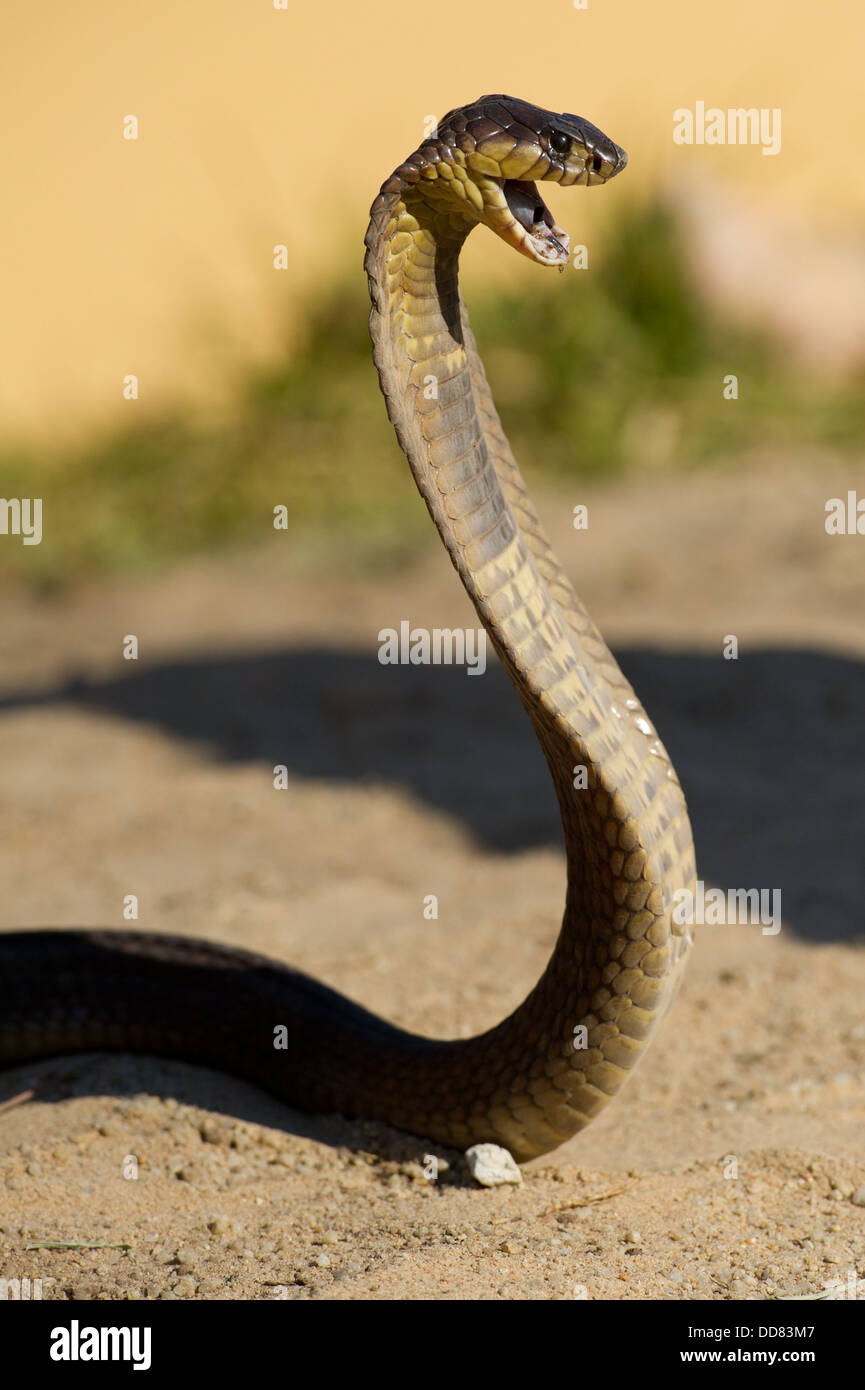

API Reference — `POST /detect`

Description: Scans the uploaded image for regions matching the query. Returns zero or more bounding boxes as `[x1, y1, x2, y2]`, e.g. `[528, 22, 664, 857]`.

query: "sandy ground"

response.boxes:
[1, 453, 864, 1301]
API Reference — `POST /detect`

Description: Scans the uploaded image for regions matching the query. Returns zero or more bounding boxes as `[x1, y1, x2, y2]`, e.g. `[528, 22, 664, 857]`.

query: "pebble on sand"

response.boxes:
[465, 1144, 522, 1187]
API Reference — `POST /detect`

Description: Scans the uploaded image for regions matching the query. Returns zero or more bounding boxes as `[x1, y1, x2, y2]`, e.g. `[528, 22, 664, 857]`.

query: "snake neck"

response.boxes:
[363, 167, 696, 1158]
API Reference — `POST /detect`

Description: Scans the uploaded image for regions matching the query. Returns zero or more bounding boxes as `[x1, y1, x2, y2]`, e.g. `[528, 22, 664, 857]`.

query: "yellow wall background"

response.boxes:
[2, 0, 862, 443]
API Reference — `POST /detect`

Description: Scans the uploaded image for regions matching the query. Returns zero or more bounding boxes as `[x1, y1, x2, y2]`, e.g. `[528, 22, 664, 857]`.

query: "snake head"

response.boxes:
[437, 94, 627, 268]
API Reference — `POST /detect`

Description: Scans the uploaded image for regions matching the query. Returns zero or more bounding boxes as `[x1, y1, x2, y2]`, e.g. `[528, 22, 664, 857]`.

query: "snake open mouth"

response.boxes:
[503, 179, 554, 232]
[502, 179, 570, 264]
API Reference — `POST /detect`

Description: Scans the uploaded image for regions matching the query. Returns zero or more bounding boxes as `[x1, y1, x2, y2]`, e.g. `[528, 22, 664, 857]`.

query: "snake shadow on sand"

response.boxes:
[1, 642, 862, 947]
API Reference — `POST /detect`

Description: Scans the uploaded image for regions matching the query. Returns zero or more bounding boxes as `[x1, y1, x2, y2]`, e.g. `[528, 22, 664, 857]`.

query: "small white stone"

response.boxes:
[465, 1143, 522, 1187]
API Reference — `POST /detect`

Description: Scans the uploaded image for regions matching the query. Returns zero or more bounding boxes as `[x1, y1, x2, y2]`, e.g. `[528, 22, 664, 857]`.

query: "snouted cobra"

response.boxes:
[0, 96, 695, 1163]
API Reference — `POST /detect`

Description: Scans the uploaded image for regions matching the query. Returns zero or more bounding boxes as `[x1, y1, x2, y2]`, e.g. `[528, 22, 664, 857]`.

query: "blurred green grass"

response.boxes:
[3, 200, 863, 588]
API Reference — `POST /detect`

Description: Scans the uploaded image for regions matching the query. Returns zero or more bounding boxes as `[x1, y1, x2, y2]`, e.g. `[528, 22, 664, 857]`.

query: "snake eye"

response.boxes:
[549, 130, 571, 155]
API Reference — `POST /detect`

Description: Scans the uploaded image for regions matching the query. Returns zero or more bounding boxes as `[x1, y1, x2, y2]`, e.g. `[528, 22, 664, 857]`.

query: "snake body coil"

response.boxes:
[0, 97, 695, 1161]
